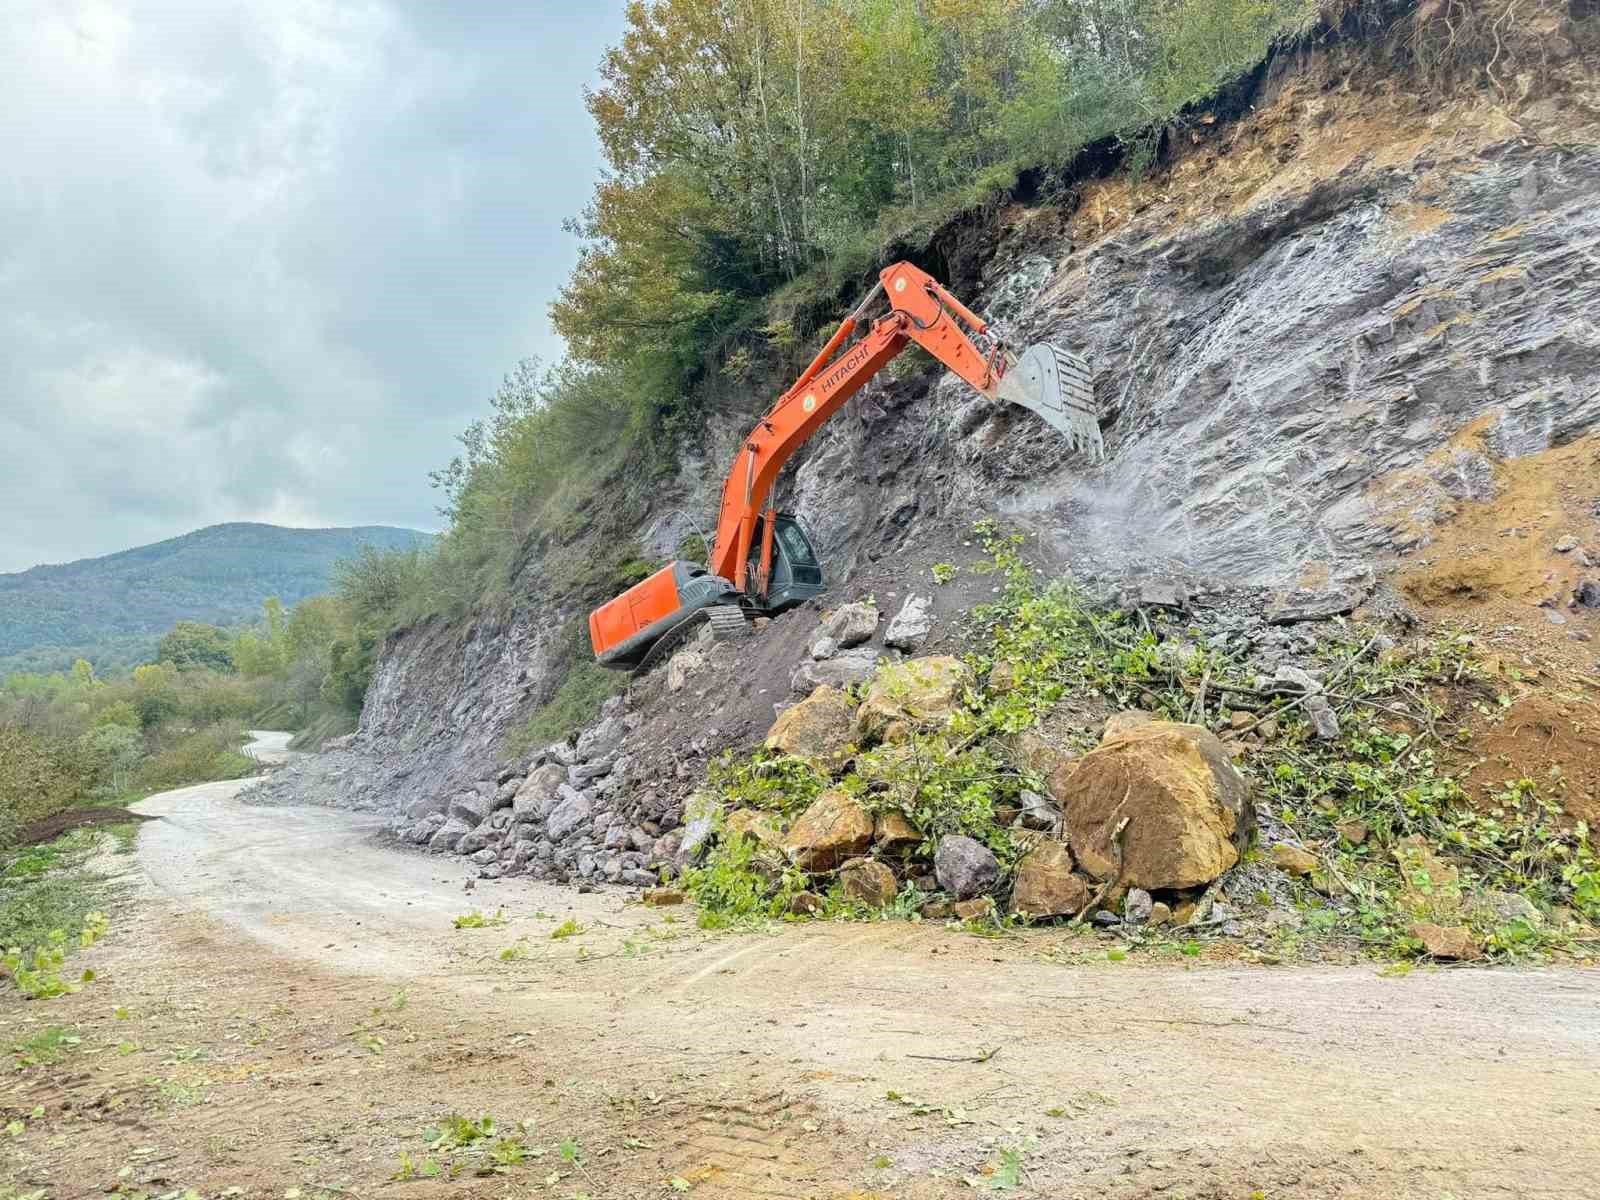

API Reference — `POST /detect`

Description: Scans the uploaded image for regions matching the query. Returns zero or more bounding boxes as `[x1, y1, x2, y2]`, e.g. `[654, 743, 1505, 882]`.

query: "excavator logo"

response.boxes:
[587, 261, 1101, 672]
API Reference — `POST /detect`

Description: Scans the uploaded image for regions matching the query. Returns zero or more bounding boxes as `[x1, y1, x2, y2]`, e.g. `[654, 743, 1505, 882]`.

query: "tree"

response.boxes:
[157, 622, 237, 673]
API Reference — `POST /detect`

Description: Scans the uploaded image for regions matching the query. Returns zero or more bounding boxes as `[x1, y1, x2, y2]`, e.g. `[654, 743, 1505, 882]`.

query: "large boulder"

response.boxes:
[884, 594, 934, 652]
[428, 816, 472, 853]
[856, 656, 972, 741]
[766, 686, 856, 774]
[449, 785, 495, 825]
[512, 763, 568, 820]
[1010, 839, 1088, 918]
[1057, 721, 1253, 891]
[934, 835, 999, 900]
[817, 601, 879, 650]
[781, 789, 873, 871]
[792, 649, 881, 694]
[546, 789, 595, 843]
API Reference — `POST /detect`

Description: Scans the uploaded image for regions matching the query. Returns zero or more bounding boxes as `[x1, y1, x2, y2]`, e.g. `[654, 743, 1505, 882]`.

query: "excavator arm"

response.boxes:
[710, 261, 1098, 593]
[588, 261, 1098, 669]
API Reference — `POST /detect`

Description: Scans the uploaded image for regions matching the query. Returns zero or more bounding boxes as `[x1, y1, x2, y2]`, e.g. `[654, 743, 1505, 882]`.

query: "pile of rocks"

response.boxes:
[393, 696, 689, 886]
[723, 650, 1256, 924]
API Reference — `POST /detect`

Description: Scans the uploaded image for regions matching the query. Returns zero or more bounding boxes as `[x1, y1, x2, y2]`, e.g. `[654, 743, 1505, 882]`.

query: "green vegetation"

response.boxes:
[0, 522, 429, 677]
[683, 521, 1598, 959]
[2, 829, 115, 1000]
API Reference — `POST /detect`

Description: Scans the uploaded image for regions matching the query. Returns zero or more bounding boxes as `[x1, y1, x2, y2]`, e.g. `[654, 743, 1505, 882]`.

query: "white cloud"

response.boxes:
[0, 0, 626, 571]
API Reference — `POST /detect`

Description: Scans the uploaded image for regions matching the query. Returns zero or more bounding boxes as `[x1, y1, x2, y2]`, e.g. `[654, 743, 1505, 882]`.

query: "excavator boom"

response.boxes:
[589, 262, 1097, 669]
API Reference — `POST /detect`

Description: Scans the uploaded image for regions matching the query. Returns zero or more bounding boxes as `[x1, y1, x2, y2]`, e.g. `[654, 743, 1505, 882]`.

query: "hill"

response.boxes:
[0, 523, 432, 675]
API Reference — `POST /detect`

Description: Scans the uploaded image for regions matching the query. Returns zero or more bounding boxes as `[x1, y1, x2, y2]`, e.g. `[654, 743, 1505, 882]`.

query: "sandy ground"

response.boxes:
[2, 737, 1598, 1199]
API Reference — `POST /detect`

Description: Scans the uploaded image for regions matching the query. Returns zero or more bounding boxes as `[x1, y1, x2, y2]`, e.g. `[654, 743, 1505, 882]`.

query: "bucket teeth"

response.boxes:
[997, 343, 1104, 462]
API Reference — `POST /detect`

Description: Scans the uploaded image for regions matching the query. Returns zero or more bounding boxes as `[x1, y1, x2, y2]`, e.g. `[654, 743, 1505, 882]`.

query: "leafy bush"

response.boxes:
[133, 725, 255, 793]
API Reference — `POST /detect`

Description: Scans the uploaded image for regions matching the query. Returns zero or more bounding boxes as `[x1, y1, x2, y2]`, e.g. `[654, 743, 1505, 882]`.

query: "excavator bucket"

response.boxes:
[996, 343, 1104, 462]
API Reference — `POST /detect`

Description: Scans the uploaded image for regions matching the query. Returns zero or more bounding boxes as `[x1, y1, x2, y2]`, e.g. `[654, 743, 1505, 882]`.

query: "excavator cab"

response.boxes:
[749, 513, 825, 614]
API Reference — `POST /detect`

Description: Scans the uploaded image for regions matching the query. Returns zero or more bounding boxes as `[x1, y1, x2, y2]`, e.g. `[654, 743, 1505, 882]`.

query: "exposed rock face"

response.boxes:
[1010, 839, 1087, 918]
[1058, 721, 1253, 891]
[856, 656, 972, 740]
[765, 686, 856, 774]
[781, 790, 873, 871]
[934, 835, 999, 900]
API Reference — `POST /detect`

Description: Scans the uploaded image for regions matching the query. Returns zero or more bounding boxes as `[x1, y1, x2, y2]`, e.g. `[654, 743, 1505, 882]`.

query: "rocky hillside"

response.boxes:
[253, 8, 1600, 939]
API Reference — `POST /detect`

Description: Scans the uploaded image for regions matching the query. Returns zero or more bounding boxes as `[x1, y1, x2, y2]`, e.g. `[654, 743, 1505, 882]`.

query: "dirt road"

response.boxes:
[3, 747, 1597, 1199]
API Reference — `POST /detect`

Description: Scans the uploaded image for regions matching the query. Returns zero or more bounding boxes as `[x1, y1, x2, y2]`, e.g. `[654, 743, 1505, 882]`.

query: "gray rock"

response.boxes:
[450, 788, 493, 825]
[620, 869, 658, 888]
[478, 865, 503, 880]
[428, 817, 472, 852]
[1468, 890, 1544, 927]
[810, 635, 839, 661]
[1123, 888, 1155, 925]
[570, 757, 614, 786]
[1556, 535, 1579, 554]
[511, 839, 538, 868]
[512, 763, 568, 821]
[1018, 789, 1060, 832]
[470, 848, 497, 865]
[405, 793, 450, 820]
[1270, 664, 1323, 696]
[676, 816, 715, 865]
[1267, 584, 1367, 624]
[546, 740, 577, 766]
[575, 717, 624, 762]
[1305, 695, 1341, 740]
[546, 790, 594, 843]
[457, 826, 492, 855]
[884, 594, 934, 652]
[1576, 580, 1600, 609]
[629, 826, 655, 853]
[494, 776, 522, 806]
[601, 856, 624, 882]
[1119, 577, 1189, 611]
[652, 831, 682, 864]
[604, 823, 631, 851]
[667, 650, 703, 693]
[819, 601, 879, 649]
[1091, 910, 1121, 928]
[792, 648, 881, 694]
[934, 835, 999, 900]
[577, 853, 598, 878]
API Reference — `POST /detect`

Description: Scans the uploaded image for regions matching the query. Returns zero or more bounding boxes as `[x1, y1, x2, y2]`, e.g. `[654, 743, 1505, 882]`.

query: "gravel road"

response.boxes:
[9, 735, 1595, 1198]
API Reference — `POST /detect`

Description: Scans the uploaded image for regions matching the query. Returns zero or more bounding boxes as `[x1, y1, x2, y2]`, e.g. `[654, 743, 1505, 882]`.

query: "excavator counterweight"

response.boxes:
[589, 262, 1097, 670]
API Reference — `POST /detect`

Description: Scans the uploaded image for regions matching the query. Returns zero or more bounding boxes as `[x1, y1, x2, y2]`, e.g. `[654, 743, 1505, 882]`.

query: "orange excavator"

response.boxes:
[588, 260, 1099, 671]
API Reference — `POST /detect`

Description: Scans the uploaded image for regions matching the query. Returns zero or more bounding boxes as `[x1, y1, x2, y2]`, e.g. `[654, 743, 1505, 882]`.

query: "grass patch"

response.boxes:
[2, 829, 118, 998]
[11, 1025, 82, 1067]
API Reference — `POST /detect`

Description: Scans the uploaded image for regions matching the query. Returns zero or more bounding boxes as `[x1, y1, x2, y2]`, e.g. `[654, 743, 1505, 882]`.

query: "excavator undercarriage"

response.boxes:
[589, 262, 1099, 671]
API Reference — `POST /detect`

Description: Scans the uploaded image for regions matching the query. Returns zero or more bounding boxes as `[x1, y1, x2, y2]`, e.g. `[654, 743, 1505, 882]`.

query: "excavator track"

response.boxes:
[629, 604, 753, 679]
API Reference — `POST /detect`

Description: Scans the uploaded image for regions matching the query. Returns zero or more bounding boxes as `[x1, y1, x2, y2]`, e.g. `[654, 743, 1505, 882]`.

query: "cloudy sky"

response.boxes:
[0, 0, 628, 573]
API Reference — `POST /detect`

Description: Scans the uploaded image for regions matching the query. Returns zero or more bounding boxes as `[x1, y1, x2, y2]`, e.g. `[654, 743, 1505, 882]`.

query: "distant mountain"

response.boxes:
[0, 523, 432, 676]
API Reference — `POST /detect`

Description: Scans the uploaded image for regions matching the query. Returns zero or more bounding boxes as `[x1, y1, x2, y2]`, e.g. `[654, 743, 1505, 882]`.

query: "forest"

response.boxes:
[0, 555, 391, 848]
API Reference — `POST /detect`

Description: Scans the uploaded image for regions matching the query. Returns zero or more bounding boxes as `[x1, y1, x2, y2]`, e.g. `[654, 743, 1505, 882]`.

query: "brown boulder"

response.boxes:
[781, 789, 873, 871]
[787, 891, 824, 916]
[1010, 840, 1089, 919]
[643, 888, 685, 907]
[840, 858, 899, 907]
[765, 686, 857, 774]
[874, 810, 922, 855]
[1102, 709, 1156, 741]
[954, 897, 995, 921]
[1271, 843, 1319, 876]
[1409, 922, 1483, 961]
[1057, 720, 1253, 891]
[856, 656, 972, 741]
[725, 808, 784, 849]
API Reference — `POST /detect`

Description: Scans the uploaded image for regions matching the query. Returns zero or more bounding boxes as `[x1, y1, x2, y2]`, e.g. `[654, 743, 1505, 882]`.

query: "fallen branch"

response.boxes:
[907, 1046, 1001, 1064]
